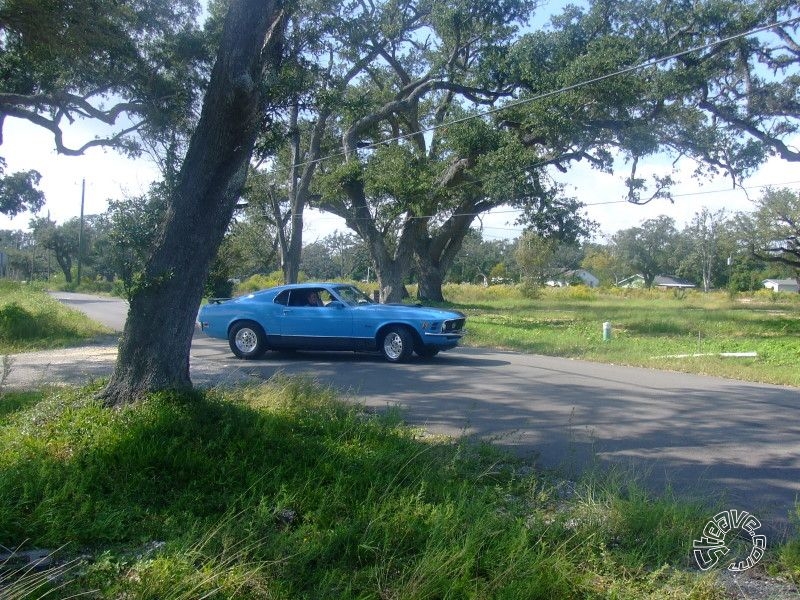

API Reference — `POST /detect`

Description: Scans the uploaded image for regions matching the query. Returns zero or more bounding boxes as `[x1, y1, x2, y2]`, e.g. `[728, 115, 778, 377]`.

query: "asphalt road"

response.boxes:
[23, 292, 800, 534]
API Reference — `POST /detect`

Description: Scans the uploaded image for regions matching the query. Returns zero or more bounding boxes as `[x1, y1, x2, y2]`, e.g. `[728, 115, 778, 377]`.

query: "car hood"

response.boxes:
[356, 303, 464, 320]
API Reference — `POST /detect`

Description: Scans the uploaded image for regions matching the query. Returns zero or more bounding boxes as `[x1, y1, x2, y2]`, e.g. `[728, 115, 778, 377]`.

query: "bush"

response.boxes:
[235, 272, 285, 294]
[555, 285, 597, 301]
[518, 278, 542, 299]
[205, 274, 234, 299]
[442, 283, 520, 303]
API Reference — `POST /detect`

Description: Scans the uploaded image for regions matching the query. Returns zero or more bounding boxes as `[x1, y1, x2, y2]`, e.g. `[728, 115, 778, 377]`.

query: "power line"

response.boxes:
[287, 15, 800, 173]
[302, 179, 800, 225]
[260, 15, 800, 237]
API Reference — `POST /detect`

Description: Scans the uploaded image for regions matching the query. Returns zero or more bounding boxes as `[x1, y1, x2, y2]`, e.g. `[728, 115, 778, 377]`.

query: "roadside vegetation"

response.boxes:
[1, 377, 797, 598]
[442, 284, 800, 388]
[0, 281, 109, 354]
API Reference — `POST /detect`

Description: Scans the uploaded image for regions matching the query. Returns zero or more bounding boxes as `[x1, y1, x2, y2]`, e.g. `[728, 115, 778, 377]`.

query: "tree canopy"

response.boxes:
[0, 158, 44, 217]
[247, 0, 800, 301]
[0, 0, 207, 156]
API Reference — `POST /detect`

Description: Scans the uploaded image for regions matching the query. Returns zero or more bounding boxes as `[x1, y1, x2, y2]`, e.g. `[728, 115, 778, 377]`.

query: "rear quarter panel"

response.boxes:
[199, 295, 274, 339]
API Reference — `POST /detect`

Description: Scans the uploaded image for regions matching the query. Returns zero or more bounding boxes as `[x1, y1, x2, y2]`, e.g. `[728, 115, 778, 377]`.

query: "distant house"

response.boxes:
[546, 269, 600, 288]
[616, 274, 696, 289]
[654, 275, 696, 289]
[616, 274, 645, 288]
[762, 278, 800, 293]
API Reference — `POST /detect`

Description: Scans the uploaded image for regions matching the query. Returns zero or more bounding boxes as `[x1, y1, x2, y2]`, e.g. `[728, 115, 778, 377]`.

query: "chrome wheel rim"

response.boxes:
[235, 328, 258, 354]
[384, 332, 403, 360]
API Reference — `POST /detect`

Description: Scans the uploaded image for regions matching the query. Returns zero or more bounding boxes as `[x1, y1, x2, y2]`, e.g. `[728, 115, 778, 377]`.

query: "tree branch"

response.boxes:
[698, 99, 800, 162]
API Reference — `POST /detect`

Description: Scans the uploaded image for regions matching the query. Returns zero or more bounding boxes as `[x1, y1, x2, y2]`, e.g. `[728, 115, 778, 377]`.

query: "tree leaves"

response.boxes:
[0, 159, 45, 217]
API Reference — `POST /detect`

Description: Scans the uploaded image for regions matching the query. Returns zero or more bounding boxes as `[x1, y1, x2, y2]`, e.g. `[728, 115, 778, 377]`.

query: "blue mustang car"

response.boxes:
[197, 282, 466, 362]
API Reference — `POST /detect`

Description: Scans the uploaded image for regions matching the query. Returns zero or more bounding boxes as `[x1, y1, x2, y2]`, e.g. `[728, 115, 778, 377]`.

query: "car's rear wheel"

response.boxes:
[380, 326, 414, 362]
[229, 321, 267, 359]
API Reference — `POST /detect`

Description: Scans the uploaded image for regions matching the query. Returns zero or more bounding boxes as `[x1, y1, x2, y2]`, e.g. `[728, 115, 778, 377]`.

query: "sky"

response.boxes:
[1, 0, 798, 243]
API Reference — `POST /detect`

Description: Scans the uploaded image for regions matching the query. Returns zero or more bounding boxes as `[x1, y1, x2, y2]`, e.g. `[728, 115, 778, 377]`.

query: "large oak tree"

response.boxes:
[286, 0, 799, 302]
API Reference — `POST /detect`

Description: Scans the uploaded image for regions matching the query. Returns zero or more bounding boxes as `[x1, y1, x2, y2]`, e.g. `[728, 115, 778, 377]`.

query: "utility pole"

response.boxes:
[77, 178, 85, 285]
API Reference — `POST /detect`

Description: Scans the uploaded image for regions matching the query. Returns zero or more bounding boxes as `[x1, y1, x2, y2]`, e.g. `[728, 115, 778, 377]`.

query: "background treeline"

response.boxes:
[2, 186, 797, 296]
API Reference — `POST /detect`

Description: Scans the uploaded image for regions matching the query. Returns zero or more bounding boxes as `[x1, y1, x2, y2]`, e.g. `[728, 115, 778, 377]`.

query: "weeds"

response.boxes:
[0, 544, 89, 599]
[0, 378, 750, 598]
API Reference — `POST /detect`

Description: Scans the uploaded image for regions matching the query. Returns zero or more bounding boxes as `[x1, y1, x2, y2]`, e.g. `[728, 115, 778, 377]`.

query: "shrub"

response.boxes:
[558, 285, 597, 301]
[518, 277, 542, 299]
[235, 272, 285, 294]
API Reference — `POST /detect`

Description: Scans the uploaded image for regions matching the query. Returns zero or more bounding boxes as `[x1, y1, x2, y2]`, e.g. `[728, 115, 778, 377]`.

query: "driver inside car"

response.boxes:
[307, 291, 322, 306]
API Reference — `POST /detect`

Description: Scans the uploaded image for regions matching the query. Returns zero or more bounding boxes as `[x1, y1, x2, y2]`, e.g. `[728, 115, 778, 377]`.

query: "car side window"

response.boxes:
[306, 290, 322, 307]
[274, 290, 290, 306]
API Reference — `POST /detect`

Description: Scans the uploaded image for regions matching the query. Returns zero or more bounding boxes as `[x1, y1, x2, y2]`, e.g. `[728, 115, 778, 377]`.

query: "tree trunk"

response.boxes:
[101, 0, 285, 406]
[281, 104, 303, 283]
[414, 203, 479, 302]
[55, 252, 72, 283]
[373, 259, 407, 303]
[415, 256, 445, 302]
[278, 104, 329, 284]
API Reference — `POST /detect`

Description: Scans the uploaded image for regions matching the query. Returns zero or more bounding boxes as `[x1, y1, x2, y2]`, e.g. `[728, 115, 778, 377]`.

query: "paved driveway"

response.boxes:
[11, 293, 800, 534]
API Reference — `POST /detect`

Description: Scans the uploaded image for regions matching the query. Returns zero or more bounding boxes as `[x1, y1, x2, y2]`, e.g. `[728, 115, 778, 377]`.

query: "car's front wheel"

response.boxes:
[380, 326, 414, 362]
[415, 346, 440, 359]
[229, 320, 267, 359]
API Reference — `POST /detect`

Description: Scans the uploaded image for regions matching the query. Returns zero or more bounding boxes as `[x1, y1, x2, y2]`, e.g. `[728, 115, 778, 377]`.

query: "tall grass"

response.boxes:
[0, 281, 109, 353]
[0, 378, 737, 598]
[447, 284, 800, 386]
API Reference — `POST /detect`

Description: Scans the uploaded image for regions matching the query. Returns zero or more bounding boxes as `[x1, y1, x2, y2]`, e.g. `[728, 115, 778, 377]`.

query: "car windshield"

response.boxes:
[333, 285, 375, 306]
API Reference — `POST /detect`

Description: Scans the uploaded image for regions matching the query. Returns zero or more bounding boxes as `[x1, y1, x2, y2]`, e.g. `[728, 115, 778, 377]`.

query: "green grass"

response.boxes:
[444, 284, 800, 387]
[0, 281, 109, 353]
[0, 378, 749, 599]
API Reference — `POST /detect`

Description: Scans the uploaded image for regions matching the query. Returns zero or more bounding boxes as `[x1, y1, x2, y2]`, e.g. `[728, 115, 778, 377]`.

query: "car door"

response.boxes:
[277, 288, 354, 349]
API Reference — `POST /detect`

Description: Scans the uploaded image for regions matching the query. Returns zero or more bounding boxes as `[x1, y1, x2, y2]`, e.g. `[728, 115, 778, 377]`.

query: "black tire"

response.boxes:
[415, 346, 440, 359]
[228, 321, 267, 359]
[380, 326, 414, 362]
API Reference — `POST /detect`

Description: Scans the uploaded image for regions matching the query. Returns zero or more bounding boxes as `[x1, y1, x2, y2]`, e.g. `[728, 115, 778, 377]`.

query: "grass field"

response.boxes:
[0, 281, 109, 354]
[3, 379, 796, 598]
[443, 284, 800, 387]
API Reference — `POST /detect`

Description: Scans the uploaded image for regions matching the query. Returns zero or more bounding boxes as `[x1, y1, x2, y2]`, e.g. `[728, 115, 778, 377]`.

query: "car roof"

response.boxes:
[271, 282, 351, 290]
[247, 282, 356, 297]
